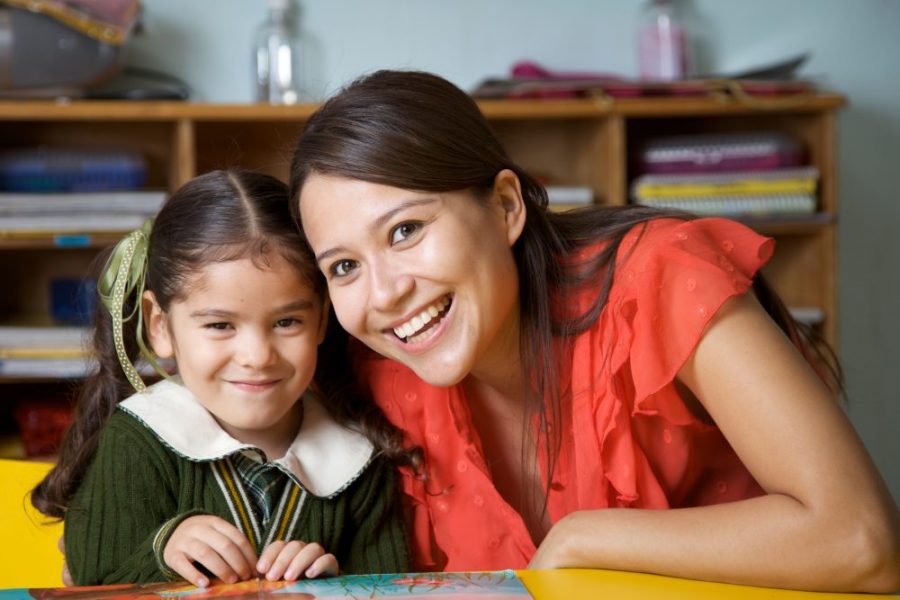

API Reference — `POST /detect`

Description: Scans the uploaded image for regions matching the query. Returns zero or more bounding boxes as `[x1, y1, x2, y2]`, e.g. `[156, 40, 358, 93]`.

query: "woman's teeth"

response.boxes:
[394, 295, 451, 342]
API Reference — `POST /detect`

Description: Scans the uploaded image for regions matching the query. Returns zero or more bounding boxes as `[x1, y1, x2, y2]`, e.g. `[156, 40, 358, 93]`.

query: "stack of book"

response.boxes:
[631, 133, 819, 219]
[0, 325, 91, 378]
[0, 148, 166, 237]
[0, 189, 166, 236]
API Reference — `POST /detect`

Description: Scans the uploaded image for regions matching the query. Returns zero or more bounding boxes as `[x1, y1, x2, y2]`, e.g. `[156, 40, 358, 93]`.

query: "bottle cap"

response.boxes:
[268, 0, 290, 11]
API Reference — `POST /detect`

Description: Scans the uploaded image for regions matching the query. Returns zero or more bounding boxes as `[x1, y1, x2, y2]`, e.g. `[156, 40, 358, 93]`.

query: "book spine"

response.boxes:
[634, 194, 816, 216]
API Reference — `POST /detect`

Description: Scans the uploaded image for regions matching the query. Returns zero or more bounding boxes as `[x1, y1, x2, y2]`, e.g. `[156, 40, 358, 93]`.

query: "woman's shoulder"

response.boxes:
[618, 217, 772, 265]
[601, 217, 775, 300]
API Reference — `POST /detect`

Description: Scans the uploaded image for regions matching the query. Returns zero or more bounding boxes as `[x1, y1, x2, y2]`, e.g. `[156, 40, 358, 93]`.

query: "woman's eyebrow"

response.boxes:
[314, 197, 439, 265]
[370, 197, 439, 233]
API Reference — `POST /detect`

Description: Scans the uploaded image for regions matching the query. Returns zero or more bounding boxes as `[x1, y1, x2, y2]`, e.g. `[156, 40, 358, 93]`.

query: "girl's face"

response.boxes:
[146, 252, 327, 455]
[299, 172, 525, 387]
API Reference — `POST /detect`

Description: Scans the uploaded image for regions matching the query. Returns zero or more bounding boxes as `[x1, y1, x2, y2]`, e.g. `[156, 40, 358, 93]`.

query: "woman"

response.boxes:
[288, 69, 899, 592]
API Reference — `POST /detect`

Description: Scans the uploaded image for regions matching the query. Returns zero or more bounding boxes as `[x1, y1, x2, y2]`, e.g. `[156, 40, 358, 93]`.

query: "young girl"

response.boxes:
[289, 70, 900, 592]
[32, 170, 410, 587]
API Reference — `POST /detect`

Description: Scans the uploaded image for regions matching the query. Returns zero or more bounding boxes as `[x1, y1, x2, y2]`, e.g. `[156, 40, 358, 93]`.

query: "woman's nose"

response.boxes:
[368, 260, 414, 312]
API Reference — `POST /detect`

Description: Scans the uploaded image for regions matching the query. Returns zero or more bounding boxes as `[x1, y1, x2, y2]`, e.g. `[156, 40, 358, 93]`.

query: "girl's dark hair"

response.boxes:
[32, 169, 414, 519]
[289, 70, 841, 519]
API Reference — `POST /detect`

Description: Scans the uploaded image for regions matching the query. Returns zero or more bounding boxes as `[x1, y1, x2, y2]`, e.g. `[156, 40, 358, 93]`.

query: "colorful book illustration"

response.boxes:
[0, 570, 533, 599]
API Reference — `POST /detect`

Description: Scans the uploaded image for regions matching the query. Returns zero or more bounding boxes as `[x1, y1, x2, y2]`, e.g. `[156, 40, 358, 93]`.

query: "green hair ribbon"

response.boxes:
[97, 219, 168, 392]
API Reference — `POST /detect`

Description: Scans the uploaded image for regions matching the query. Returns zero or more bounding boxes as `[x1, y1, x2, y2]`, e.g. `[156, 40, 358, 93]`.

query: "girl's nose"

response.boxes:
[236, 332, 276, 368]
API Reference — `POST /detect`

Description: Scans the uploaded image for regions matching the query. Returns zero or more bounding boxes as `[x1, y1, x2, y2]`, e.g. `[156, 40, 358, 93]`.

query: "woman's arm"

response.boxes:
[530, 293, 900, 592]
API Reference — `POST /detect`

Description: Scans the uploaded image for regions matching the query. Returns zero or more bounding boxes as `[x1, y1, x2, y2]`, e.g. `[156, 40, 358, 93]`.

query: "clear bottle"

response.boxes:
[638, 0, 692, 81]
[254, 0, 300, 104]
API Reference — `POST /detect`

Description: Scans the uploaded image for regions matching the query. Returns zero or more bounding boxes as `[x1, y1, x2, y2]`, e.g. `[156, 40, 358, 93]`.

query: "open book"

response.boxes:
[0, 570, 533, 599]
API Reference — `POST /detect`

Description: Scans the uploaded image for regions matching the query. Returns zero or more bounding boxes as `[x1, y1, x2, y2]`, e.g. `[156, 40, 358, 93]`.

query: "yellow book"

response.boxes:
[632, 167, 818, 199]
[0, 347, 89, 359]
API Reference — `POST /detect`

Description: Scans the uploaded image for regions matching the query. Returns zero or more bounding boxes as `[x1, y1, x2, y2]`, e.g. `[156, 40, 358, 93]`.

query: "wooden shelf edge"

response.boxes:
[0, 93, 846, 122]
[0, 231, 126, 249]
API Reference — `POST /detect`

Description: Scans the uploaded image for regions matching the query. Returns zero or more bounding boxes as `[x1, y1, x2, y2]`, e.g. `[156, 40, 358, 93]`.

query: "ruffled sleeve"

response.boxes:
[615, 217, 774, 407]
[557, 217, 771, 516]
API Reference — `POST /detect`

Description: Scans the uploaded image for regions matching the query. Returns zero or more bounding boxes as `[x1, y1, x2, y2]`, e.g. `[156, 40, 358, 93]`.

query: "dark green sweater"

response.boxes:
[65, 410, 408, 585]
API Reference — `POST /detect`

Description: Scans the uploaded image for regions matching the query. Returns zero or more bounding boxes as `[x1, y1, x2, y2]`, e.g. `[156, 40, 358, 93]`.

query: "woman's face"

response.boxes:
[299, 172, 525, 386]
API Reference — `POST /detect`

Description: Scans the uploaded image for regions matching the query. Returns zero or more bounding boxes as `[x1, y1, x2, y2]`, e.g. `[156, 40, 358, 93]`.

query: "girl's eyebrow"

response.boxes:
[314, 196, 439, 265]
[189, 299, 315, 319]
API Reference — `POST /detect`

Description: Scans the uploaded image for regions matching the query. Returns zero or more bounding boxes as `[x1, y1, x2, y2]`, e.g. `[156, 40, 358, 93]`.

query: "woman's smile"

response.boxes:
[389, 294, 452, 343]
[300, 173, 523, 387]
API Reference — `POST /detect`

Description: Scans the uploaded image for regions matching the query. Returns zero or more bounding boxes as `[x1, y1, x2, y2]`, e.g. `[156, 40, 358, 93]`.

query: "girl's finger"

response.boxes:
[167, 552, 211, 588]
[305, 553, 339, 579]
[266, 540, 306, 581]
[211, 519, 258, 573]
[284, 542, 327, 581]
[185, 539, 240, 585]
[257, 540, 287, 574]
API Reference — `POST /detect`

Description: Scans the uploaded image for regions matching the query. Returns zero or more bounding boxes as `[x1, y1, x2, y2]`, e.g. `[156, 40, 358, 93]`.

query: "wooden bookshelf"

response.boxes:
[0, 94, 844, 452]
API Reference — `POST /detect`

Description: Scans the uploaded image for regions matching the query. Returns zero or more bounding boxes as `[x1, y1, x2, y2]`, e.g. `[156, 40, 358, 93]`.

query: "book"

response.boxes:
[0, 326, 89, 349]
[0, 214, 152, 233]
[545, 185, 593, 205]
[0, 191, 166, 215]
[638, 132, 804, 174]
[631, 167, 818, 199]
[0, 570, 533, 599]
[0, 357, 93, 379]
[0, 348, 88, 359]
[789, 306, 825, 326]
[633, 194, 816, 217]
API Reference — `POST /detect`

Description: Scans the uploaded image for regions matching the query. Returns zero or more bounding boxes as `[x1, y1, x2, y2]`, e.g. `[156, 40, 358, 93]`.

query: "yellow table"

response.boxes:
[0, 459, 64, 588]
[2, 459, 895, 598]
[518, 569, 899, 600]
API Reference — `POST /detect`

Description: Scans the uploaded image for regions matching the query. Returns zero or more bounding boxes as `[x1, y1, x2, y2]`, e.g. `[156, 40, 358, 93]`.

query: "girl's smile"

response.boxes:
[146, 253, 327, 457]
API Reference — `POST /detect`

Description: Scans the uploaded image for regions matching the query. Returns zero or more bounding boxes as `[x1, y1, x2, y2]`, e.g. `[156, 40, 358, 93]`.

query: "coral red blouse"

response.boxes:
[358, 218, 773, 572]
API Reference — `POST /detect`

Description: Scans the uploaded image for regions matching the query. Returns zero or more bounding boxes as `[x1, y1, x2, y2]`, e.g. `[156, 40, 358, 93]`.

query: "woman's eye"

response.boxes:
[275, 318, 301, 328]
[330, 259, 358, 278]
[390, 222, 421, 245]
[204, 322, 231, 331]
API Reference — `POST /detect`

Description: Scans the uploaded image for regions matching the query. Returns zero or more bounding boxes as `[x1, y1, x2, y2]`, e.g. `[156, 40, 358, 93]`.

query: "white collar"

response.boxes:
[119, 378, 374, 498]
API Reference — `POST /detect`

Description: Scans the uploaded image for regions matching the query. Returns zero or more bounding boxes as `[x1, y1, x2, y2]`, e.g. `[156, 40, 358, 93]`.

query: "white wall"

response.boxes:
[128, 0, 900, 498]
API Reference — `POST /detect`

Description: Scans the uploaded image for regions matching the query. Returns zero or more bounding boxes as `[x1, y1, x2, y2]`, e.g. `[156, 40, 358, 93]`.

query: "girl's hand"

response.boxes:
[163, 515, 258, 587]
[58, 535, 74, 586]
[257, 540, 339, 581]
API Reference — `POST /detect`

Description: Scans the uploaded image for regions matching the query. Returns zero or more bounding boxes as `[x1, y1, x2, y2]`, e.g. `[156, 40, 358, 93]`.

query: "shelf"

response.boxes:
[0, 94, 846, 123]
[0, 96, 844, 377]
[0, 231, 127, 249]
[735, 212, 835, 236]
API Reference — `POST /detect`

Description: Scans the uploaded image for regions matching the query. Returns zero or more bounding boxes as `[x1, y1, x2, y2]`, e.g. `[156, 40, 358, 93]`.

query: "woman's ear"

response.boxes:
[492, 169, 527, 246]
[142, 291, 174, 359]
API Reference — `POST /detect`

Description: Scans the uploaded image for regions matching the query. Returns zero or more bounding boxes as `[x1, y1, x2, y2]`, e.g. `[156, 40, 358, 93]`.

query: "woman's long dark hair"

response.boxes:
[32, 169, 415, 519]
[288, 70, 841, 519]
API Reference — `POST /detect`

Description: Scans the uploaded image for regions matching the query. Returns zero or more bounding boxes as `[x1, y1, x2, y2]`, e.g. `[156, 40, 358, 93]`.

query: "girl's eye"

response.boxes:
[275, 317, 301, 328]
[205, 322, 231, 331]
[330, 259, 358, 278]
[390, 222, 422, 245]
